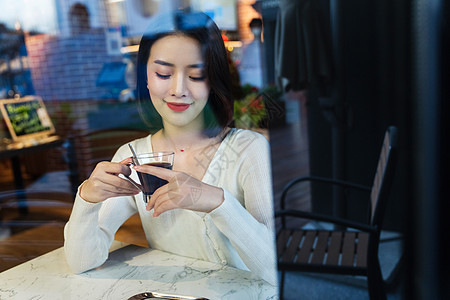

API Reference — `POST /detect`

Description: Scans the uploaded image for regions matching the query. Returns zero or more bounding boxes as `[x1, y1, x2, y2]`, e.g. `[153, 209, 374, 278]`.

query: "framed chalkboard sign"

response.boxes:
[0, 96, 55, 142]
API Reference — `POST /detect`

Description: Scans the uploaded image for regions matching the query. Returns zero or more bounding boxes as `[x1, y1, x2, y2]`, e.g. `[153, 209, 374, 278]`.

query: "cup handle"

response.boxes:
[123, 162, 143, 192]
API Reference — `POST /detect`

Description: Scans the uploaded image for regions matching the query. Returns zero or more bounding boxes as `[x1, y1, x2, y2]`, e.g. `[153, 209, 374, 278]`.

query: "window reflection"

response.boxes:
[69, 3, 91, 35]
[0, 1, 294, 293]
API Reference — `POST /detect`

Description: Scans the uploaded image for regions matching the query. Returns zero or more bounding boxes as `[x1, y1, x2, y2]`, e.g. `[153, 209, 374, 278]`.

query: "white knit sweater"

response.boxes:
[64, 128, 277, 285]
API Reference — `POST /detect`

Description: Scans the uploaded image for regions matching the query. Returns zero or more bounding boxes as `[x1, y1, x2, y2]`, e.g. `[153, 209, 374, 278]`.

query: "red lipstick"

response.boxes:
[166, 102, 191, 112]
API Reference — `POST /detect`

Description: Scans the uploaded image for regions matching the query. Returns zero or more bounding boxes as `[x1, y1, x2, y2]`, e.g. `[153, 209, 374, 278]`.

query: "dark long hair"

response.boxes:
[136, 11, 234, 136]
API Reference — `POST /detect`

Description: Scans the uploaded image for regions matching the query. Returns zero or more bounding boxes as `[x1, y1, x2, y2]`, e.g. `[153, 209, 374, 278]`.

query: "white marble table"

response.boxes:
[0, 241, 277, 300]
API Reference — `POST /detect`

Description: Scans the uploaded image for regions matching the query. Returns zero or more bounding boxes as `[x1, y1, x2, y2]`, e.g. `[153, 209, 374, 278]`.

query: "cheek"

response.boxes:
[147, 76, 166, 99]
[191, 83, 210, 102]
[148, 83, 164, 110]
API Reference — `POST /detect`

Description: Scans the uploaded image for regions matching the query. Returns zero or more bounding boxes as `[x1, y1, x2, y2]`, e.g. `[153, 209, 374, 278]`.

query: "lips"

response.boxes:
[166, 102, 191, 112]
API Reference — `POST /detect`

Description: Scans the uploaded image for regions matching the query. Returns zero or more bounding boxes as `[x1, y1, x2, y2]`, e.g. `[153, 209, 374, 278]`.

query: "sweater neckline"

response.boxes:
[146, 128, 237, 182]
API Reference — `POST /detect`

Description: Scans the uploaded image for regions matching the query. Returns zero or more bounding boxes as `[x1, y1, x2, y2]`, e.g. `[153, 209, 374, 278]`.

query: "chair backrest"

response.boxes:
[69, 128, 149, 183]
[369, 126, 398, 227]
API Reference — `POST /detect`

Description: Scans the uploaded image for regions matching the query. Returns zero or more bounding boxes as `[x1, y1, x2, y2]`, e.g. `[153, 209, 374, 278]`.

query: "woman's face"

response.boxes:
[146, 35, 210, 130]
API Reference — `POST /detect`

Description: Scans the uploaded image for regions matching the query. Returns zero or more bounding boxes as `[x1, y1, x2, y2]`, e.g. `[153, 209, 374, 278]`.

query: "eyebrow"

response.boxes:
[153, 60, 204, 69]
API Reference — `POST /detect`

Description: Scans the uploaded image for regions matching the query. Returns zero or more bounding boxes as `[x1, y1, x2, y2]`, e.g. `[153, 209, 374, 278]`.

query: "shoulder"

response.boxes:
[225, 128, 269, 148]
[222, 128, 270, 157]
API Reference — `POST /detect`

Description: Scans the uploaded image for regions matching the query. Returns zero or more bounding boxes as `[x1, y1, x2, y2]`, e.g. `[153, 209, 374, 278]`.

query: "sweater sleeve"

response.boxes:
[64, 144, 139, 274]
[209, 132, 277, 286]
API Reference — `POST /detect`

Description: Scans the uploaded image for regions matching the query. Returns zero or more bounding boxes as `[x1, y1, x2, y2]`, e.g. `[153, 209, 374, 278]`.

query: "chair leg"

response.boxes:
[279, 270, 285, 299]
[367, 262, 387, 300]
[384, 253, 404, 291]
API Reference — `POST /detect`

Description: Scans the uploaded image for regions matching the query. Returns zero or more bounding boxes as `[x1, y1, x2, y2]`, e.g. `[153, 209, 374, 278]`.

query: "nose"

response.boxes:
[170, 72, 187, 98]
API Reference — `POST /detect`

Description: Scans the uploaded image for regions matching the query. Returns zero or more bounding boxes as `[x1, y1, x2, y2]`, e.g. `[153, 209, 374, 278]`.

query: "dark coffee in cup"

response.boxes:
[136, 162, 173, 196]
[131, 152, 174, 203]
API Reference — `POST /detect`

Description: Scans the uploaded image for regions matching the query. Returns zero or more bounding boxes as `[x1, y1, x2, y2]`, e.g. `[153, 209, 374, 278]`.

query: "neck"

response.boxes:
[162, 123, 206, 143]
[161, 122, 210, 153]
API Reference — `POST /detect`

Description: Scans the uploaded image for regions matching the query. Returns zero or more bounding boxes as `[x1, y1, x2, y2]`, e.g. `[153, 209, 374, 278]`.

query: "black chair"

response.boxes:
[276, 126, 399, 300]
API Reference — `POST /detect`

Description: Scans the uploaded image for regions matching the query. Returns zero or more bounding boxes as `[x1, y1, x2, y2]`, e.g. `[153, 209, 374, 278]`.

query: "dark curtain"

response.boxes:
[274, 0, 333, 93]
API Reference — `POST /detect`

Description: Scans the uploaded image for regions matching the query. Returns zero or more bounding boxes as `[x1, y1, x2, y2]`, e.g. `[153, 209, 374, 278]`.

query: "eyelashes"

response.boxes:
[155, 72, 205, 82]
[155, 72, 170, 79]
[189, 76, 205, 82]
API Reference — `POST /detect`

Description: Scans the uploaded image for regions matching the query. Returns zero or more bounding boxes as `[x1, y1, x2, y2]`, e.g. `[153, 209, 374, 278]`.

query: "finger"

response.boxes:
[99, 181, 140, 196]
[123, 174, 143, 191]
[96, 161, 132, 177]
[83, 179, 139, 202]
[102, 189, 140, 198]
[150, 186, 192, 215]
[146, 184, 170, 211]
[119, 157, 134, 165]
[96, 173, 141, 194]
[115, 163, 133, 177]
[147, 173, 195, 210]
[133, 165, 174, 181]
[152, 195, 178, 217]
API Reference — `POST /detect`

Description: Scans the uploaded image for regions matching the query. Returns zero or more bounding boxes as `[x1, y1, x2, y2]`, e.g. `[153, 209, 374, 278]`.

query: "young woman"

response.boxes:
[64, 11, 277, 286]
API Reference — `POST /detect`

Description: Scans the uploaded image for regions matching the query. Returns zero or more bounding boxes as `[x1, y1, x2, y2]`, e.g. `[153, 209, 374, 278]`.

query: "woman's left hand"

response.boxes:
[133, 165, 224, 217]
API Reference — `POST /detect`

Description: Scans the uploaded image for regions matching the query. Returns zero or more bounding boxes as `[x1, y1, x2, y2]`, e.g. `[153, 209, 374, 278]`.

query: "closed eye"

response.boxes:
[189, 75, 205, 82]
[155, 72, 170, 79]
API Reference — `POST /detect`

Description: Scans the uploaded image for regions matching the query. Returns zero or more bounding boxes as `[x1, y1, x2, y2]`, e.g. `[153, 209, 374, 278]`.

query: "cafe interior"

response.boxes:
[0, 0, 448, 299]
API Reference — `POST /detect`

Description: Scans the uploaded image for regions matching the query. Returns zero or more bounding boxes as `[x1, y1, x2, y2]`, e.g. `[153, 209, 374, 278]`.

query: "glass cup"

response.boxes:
[132, 151, 174, 203]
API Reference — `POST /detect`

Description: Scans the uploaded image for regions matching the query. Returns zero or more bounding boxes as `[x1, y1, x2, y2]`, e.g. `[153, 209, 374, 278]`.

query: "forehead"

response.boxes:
[148, 35, 204, 64]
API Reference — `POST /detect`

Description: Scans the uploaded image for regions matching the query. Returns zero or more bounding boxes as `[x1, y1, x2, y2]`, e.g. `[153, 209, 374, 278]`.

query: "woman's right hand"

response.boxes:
[79, 157, 141, 203]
